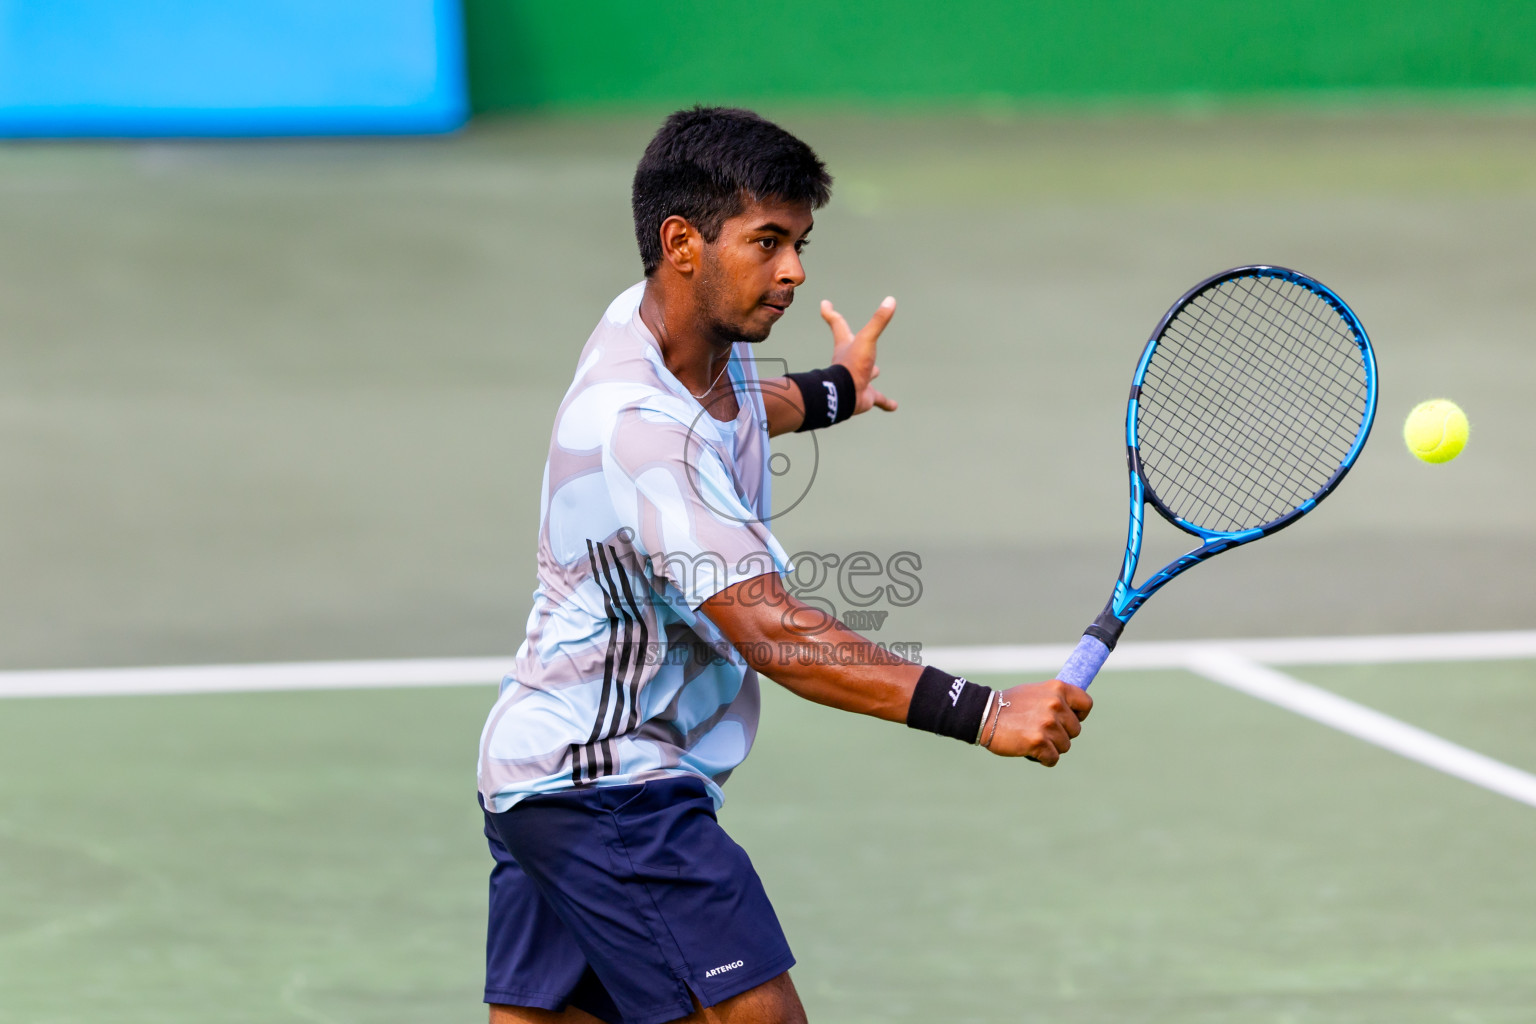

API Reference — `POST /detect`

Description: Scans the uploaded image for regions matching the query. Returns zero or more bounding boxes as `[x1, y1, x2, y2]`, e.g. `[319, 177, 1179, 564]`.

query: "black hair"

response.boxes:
[631, 107, 832, 276]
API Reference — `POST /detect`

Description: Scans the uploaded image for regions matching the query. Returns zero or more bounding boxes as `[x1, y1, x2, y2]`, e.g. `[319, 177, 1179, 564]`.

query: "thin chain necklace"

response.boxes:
[651, 299, 730, 400]
[691, 358, 731, 400]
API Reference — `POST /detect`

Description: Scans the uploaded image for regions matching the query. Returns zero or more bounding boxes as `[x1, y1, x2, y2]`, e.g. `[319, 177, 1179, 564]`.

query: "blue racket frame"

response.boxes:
[1058, 266, 1379, 690]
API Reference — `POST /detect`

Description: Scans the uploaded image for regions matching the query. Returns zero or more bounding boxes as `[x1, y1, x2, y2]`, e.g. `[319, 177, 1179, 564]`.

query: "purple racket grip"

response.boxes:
[1057, 634, 1111, 690]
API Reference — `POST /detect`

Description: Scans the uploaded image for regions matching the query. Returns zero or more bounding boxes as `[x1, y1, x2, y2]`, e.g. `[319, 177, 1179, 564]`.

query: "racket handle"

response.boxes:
[1057, 634, 1111, 690]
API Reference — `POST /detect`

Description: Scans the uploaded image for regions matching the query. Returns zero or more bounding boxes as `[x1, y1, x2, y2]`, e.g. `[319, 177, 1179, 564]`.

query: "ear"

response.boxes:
[657, 215, 700, 275]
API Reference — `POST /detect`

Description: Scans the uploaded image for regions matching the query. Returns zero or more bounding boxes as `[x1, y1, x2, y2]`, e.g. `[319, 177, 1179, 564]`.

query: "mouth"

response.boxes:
[759, 294, 794, 316]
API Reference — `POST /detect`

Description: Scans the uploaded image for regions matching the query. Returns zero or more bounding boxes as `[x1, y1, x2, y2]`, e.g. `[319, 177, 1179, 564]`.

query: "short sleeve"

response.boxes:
[603, 402, 787, 609]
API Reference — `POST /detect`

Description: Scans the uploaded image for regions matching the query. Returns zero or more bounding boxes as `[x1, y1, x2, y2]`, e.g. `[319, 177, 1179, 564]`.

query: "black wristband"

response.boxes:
[905, 666, 993, 743]
[786, 364, 856, 431]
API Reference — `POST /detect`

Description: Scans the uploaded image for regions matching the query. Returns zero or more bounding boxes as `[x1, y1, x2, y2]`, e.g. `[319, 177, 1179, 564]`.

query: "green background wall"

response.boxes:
[463, 0, 1536, 111]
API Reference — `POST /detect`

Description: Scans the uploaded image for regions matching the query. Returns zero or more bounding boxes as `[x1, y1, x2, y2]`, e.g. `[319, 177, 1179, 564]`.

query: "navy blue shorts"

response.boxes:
[482, 776, 795, 1024]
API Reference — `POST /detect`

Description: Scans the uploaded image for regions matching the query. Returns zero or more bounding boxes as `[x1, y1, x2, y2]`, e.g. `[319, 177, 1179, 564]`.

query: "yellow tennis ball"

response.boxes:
[1403, 399, 1469, 463]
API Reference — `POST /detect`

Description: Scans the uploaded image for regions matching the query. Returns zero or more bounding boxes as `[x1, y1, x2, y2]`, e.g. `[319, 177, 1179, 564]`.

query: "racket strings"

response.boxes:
[1145, 280, 1366, 529]
[1137, 274, 1369, 533]
[1182, 282, 1363, 449]
[1156, 314, 1343, 476]
[1147, 295, 1362, 530]
[1156, 291, 1357, 514]
[1236, 284, 1367, 419]
[1145, 330, 1342, 520]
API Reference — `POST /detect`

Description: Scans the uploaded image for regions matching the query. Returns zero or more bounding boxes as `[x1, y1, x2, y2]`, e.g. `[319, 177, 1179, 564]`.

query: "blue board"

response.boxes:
[0, 0, 467, 136]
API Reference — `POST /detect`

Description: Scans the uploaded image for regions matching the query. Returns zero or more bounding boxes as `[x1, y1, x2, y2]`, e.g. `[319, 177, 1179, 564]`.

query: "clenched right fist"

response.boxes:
[982, 680, 1093, 766]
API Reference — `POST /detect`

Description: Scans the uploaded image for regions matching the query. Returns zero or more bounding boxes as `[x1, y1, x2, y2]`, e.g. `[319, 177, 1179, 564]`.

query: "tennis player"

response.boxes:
[477, 107, 1092, 1024]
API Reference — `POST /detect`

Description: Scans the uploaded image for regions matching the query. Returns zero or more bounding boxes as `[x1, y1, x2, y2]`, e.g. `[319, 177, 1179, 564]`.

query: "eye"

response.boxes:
[794, 238, 810, 254]
[757, 237, 777, 251]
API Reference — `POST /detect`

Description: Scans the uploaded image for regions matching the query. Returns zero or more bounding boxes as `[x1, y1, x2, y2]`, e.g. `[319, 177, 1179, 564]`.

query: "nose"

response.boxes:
[777, 249, 806, 288]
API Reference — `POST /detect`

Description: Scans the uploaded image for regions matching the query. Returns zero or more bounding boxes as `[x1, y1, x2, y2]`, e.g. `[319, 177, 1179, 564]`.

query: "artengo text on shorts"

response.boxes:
[705, 960, 745, 978]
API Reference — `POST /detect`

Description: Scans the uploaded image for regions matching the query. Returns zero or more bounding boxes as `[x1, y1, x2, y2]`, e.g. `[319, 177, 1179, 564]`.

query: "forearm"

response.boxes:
[702, 573, 1093, 762]
[726, 607, 922, 721]
[760, 376, 807, 437]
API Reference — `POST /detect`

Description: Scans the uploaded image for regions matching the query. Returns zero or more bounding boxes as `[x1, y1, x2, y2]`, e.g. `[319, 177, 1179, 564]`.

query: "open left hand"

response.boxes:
[821, 297, 899, 416]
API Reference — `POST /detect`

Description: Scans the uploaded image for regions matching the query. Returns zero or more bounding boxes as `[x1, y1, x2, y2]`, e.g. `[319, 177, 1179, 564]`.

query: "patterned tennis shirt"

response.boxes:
[477, 283, 792, 812]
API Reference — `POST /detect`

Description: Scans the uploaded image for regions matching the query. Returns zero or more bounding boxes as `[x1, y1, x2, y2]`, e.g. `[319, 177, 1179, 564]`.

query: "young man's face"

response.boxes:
[694, 196, 814, 344]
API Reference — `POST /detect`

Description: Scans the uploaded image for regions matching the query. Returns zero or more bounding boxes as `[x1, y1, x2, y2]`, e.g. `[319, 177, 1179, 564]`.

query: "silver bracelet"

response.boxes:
[983, 698, 1009, 748]
[973, 690, 997, 745]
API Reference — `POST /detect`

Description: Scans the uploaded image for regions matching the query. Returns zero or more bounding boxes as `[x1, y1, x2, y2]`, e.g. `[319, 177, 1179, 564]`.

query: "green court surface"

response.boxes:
[3, 109, 1535, 1021]
[1287, 659, 1536, 776]
[2, 110, 1535, 669]
[2, 666, 1534, 1023]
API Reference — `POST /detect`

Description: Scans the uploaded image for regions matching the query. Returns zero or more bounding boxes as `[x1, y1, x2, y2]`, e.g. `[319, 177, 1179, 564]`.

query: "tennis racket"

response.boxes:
[1057, 265, 1378, 690]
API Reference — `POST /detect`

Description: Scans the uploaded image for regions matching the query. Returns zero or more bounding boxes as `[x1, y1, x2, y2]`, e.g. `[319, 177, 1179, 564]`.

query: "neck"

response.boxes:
[639, 279, 734, 400]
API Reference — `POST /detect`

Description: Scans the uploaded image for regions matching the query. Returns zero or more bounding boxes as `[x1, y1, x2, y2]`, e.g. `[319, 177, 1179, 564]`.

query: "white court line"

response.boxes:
[2, 630, 1534, 698]
[2, 630, 1535, 810]
[1187, 649, 1536, 810]
[936, 633, 1536, 810]
[926, 630, 1536, 676]
[0, 657, 511, 699]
